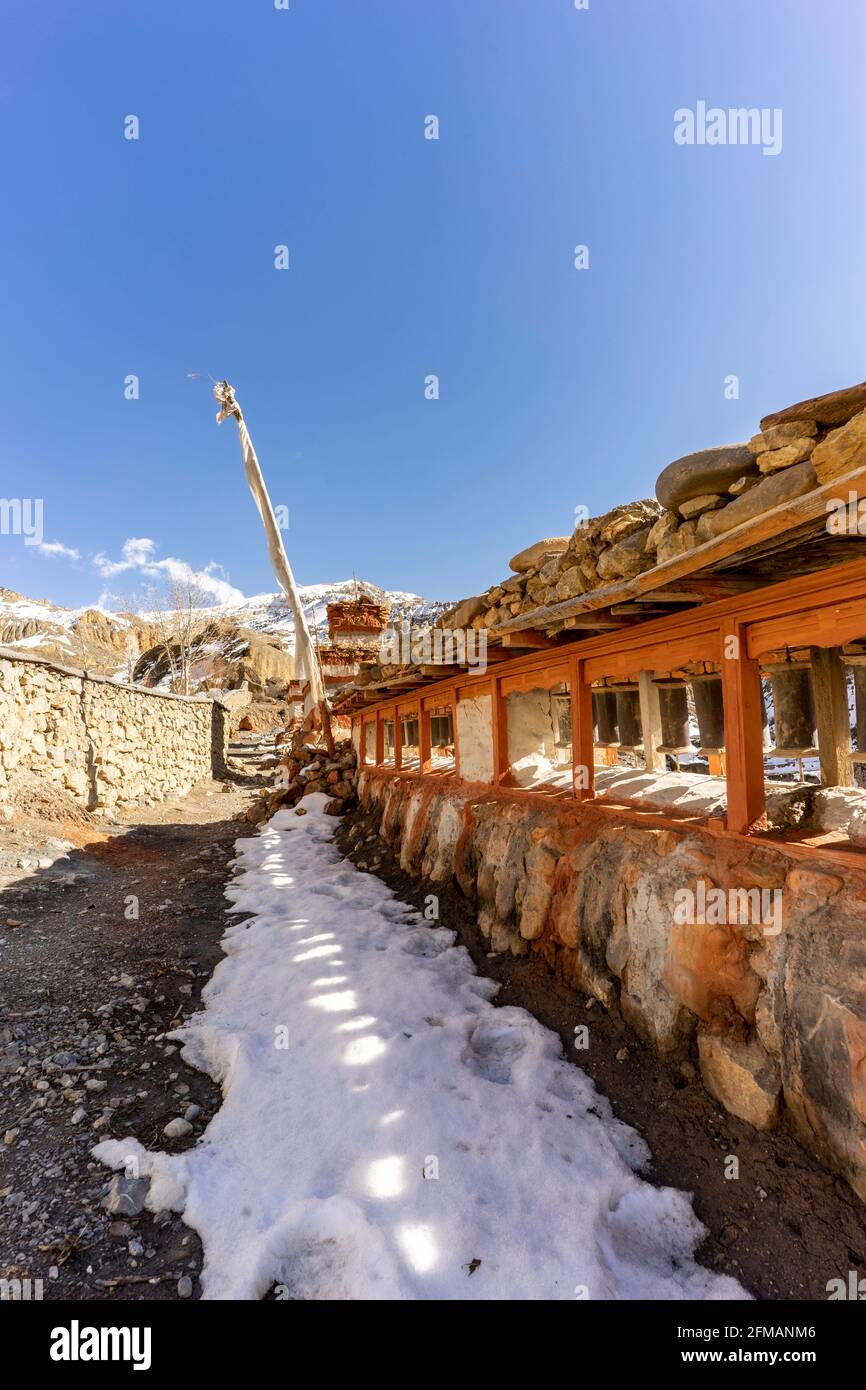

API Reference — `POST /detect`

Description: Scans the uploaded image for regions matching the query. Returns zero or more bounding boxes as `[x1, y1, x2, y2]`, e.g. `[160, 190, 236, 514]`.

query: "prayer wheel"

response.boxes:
[655, 680, 692, 761]
[763, 661, 817, 754]
[614, 685, 643, 750]
[690, 673, 725, 752]
[847, 656, 866, 754]
[592, 689, 620, 747]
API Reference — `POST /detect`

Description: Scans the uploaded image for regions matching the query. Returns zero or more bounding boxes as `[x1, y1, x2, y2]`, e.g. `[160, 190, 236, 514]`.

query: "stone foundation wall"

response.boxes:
[0, 648, 228, 810]
[358, 768, 866, 1203]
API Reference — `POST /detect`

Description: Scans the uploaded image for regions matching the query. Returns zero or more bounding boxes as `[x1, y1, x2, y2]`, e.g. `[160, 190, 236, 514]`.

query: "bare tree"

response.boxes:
[142, 576, 211, 695]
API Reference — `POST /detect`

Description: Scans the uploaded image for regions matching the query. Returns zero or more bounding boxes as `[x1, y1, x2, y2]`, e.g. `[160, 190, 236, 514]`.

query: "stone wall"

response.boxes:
[357, 768, 866, 1203]
[0, 648, 229, 811]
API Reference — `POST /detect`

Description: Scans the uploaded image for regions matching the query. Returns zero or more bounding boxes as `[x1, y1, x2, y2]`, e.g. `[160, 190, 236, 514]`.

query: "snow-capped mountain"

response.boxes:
[0, 580, 451, 682]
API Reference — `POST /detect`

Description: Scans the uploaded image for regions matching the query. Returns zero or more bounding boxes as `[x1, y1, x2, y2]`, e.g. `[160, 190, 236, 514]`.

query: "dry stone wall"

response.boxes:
[0, 648, 228, 811]
[358, 768, 866, 1205]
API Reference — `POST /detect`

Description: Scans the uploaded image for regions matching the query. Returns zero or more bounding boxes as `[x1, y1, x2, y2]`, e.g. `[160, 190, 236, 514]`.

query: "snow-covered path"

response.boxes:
[96, 796, 748, 1301]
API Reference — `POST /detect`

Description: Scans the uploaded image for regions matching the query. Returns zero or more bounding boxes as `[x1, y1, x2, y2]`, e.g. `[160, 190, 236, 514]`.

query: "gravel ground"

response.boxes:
[0, 776, 260, 1301]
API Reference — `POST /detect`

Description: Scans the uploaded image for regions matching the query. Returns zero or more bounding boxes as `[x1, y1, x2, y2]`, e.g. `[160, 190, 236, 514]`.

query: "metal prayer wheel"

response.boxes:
[592, 689, 620, 747]
[763, 661, 817, 756]
[614, 685, 643, 751]
[654, 679, 692, 763]
[847, 657, 866, 750]
[690, 673, 725, 753]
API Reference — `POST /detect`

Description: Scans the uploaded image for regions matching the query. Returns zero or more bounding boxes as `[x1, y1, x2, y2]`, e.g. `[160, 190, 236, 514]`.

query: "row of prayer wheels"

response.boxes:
[592, 677, 728, 763]
[591, 658, 843, 770]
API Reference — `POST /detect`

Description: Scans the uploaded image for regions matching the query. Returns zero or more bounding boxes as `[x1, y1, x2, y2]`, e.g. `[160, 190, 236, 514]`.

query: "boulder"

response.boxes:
[656, 444, 756, 511]
[509, 538, 570, 574]
[698, 1029, 781, 1130]
[810, 407, 866, 485]
[760, 380, 866, 432]
[695, 460, 817, 541]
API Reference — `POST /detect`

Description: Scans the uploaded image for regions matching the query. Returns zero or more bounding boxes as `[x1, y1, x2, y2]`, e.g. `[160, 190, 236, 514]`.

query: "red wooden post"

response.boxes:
[720, 622, 766, 833]
[571, 655, 595, 802]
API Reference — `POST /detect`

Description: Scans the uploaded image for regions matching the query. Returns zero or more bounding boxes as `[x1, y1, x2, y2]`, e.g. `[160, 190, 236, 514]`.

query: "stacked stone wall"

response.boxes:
[0, 648, 228, 810]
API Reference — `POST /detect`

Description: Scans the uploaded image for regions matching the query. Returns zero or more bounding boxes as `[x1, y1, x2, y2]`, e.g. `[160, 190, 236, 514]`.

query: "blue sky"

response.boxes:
[3, 0, 865, 609]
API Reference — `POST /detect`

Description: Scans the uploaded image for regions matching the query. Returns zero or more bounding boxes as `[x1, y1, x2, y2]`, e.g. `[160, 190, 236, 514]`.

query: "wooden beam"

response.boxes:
[570, 656, 595, 801]
[720, 622, 766, 834]
[500, 630, 559, 649]
[637, 670, 665, 771]
[490, 677, 509, 784]
[394, 707, 403, 771]
[810, 646, 854, 787]
[419, 705, 432, 773]
[493, 463, 866, 634]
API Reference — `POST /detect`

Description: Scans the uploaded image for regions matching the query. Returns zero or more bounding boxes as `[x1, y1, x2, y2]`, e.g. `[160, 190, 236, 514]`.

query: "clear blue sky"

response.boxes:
[3, 0, 865, 609]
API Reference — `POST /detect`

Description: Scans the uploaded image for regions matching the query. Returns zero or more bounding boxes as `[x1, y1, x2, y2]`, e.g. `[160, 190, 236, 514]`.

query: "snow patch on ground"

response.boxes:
[95, 794, 748, 1301]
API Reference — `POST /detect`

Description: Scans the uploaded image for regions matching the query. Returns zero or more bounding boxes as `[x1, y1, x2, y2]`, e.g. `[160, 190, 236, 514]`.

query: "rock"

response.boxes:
[810, 407, 866, 485]
[755, 439, 815, 473]
[163, 1117, 193, 1139]
[748, 419, 818, 453]
[446, 594, 488, 628]
[694, 460, 817, 541]
[760, 380, 866, 432]
[597, 500, 661, 546]
[678, 493, 724, 520]
[656, 520, 698, 565]
[104, 1173, 150, 1219]
[646, 511, 679, 550]
[729, 475, 759, 497]
[656, 444, 755, 511]
[552, 566, 587, 602]
[509, 538, 570, 574]
[595, 526, 653, 581]
[177, 1275, 194, 1298]
[697, 1030, 781, 1129]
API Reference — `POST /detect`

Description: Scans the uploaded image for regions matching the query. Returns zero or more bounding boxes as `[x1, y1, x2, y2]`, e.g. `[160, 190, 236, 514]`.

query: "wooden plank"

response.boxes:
[720, 622, 766, 834]
[493, 463, 866, 634]
[500, 661, 570, 697]
[637, 670, 665, 771]
[810, 646, 854, 787]
[748, 593, 866, 658]
[584, 631, 719, 684]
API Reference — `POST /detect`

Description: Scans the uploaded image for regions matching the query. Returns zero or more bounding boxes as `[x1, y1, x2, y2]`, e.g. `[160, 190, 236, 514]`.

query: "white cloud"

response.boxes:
[91, 537, 245, 606]
[34, 540, 80, 559]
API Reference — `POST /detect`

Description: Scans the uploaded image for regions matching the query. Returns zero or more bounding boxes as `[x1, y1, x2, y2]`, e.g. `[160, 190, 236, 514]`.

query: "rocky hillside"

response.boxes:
[0, 580, 449, 695]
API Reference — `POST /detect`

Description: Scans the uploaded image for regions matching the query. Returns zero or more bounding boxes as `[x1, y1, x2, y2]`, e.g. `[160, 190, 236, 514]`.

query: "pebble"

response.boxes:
[184, 1104, 201, 1122]
[177, 1275, 193, 1298]
[163, 1117, 193, 1139]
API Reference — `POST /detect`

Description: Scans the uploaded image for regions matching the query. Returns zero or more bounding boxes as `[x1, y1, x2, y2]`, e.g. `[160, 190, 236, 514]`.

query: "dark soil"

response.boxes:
[0, 778, 259, 1301]
[336, 803, 866, 1303]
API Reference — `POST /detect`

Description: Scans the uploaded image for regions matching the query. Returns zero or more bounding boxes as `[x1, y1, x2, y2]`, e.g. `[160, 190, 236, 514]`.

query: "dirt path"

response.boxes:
[0, 776, 261, 1301]
[336, 805, 866, 1303]
[4, 774, 864, 1304]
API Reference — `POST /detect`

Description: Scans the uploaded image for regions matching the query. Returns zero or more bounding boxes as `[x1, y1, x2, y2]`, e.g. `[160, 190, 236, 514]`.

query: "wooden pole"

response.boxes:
[810, 646, 854, 787]
[720, 622, 766, 833]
